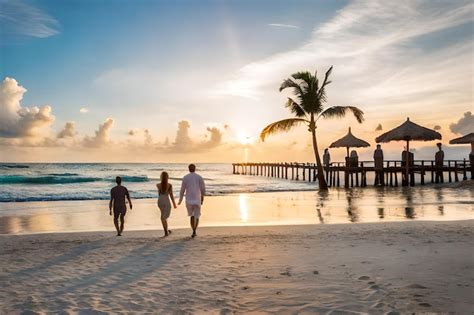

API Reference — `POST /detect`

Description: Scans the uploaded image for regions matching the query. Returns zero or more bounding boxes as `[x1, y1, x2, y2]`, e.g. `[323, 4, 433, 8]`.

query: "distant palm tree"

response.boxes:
[260, 66, 364, 190]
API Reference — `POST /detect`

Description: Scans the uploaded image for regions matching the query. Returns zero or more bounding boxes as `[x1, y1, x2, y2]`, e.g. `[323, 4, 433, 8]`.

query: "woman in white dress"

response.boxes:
[156, 171, 177, 237]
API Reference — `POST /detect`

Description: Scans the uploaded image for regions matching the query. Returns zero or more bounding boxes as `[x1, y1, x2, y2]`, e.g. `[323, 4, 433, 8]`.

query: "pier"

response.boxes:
[232, 159, 472, 188]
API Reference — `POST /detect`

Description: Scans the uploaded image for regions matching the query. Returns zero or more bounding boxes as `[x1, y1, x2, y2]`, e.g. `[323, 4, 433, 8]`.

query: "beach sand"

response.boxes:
[1, 220, 473, 314]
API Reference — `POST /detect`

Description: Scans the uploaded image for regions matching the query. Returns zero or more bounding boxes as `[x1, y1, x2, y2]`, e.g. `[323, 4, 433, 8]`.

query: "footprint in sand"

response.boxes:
[406, 283, 428, 289]
[280, 271, 291, 276]
[313, 270, 319, 275]
[358, 276, 370, 280]
[419, 302, 431, 307]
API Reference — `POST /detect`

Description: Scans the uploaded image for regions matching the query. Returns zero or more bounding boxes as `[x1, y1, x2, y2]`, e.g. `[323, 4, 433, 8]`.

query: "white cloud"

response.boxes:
[83, 118, 114, 147]
[212, 0, 473, 106]
[57, 122, 77, 139]
[0, 77, 55, 138]
[0, 0, 59, 41]
[450, 112, 473, 135]
[267, 23, 299, 29]
[79, 107, 89, 114]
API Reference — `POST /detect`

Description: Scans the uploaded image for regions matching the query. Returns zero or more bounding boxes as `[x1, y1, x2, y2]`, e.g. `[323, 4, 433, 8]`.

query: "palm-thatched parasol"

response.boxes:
[449, 133, 474, 154]
[330, 127, 370, 157]
[375, 117, 441, 184]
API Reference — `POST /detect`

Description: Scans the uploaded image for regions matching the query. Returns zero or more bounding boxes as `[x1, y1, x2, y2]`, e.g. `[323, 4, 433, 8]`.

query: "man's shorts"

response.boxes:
[113, 208, 127, 220]
[186, 203, 201, 218]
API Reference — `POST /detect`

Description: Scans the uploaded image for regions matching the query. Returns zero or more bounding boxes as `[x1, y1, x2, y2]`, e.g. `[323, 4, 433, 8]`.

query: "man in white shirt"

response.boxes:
[178, 164, 205, 238]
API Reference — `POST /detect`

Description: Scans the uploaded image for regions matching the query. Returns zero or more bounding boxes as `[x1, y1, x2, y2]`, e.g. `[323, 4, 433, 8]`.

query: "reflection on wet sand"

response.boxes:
[0, 186, 472, 235]
[346, 190, 360, 223]
[403, 188, 416, 219]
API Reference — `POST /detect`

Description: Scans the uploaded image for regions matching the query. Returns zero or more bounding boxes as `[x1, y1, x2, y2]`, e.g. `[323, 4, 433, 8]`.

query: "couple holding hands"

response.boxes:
[110, 164, 205, 238]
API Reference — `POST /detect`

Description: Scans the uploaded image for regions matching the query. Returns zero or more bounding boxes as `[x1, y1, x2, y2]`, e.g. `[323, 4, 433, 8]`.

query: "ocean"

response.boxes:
[0, 163, 316, 202]
[0, 163, 472, 234]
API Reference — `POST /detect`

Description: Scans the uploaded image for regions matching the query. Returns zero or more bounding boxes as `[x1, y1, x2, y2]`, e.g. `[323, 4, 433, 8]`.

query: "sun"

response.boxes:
[238, 132, 253, 145]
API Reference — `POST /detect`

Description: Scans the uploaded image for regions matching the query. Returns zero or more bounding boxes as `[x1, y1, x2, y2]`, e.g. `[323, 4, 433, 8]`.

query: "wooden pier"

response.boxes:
[232, 159, 472, 188]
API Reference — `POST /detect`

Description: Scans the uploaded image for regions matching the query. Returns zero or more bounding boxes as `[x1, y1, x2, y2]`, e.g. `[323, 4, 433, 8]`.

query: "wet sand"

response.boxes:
[0, 185, 473, 234]
[0, 220, 473, 313]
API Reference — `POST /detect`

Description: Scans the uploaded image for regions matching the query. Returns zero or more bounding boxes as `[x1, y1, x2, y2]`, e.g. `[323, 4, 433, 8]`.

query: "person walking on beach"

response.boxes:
[374, 144, 384, 186]
[109, 176, 132, 236]
[435, 143, 445, 183]
[157, 171, 177, 237]
[178, 164, 205, 238]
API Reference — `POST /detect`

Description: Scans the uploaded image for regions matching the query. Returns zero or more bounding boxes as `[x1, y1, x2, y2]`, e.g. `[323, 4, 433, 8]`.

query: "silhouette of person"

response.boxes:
[435, 143, 444, 183]
[109, 176, 132, 236]
[157, 171, 177, 237]
[349, 150, 359, 167]
[323, 148, 331, 167]
[401, 147, 414, 186]
[373, 144, 384, 186]
[323, 148, 331, 180]
[178, 164, 206, 238]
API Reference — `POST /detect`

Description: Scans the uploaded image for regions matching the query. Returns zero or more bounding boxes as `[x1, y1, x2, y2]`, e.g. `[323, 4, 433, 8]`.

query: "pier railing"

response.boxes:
[232, 159, 472, 188]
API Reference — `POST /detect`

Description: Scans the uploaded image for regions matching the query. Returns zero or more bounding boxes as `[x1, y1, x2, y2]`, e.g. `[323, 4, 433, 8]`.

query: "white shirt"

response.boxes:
[179, 172, 205, 205]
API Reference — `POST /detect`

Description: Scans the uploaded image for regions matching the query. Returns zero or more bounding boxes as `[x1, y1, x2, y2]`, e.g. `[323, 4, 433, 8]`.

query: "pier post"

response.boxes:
[431, 161, 434, 183]
[463, 158, 467, 180]
[420, 161, 425, 185]
[454, 161, 459, 182]
[448, 161, 452, 183]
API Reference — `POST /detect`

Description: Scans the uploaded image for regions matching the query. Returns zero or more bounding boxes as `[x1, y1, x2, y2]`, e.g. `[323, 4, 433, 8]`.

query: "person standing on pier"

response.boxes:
[435, 143, 445, 183]
[373, 144, 384, 186]
[323, 148, 331, 180]
[401, 147, 415, 185]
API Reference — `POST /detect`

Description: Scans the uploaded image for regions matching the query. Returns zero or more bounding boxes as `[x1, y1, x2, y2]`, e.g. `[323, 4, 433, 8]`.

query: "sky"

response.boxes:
[0, 0, 473, 162]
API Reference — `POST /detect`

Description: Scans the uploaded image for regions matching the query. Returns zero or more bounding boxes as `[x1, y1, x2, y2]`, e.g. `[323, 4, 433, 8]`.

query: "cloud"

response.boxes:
[375, 123, 383, 131]
[433, 125, 441, 131]
[83, 118, 114, 147]
[163, 120, 224, 153]
[57, 122, 77, 138]
[450, 112, 473, 135]
[0, 77, 55, 138]
[0, 0, 59, 41]
[79, 107, 89, 114]
[144, 129, 153, 146]
[202, 127, 223, 149]
[212, 0, 473, 104]
[267, 23, 299, 29]
[171, 120, 193, 152]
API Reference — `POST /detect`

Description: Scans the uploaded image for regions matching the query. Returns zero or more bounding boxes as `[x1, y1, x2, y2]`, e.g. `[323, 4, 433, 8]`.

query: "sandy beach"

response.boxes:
[1, 220, 473, 314]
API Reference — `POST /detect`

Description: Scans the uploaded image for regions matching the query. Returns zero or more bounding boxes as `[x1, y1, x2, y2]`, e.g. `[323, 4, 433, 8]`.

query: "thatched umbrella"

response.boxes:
[449, 133, 474, 154]
[375, 117, 441, 184]
[450, 133, 474, 179]
[330, 127, 370, 157]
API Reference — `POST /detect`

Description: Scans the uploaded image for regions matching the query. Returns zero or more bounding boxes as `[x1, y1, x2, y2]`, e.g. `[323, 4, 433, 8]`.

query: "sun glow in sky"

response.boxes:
[0, 0, 473, 162]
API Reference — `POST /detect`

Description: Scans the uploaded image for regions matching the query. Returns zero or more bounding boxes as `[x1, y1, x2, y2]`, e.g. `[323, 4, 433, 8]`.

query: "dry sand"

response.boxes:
[0, 220, 473, 314]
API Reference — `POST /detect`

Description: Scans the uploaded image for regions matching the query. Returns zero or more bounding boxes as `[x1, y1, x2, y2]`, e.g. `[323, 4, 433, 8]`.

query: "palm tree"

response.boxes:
[260, 66, 364, 190]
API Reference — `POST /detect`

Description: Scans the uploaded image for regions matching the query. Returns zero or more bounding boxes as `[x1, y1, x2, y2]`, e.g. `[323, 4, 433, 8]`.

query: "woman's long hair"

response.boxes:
[160, 171, 169, 193]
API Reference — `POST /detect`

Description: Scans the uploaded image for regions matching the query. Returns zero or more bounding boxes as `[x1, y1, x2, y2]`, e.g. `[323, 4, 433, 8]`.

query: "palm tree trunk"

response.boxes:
[310, 114, 328, 190]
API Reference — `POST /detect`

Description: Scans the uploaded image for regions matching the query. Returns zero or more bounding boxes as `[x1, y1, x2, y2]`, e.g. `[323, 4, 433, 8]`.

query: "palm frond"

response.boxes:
[260, 118, 308, 141]
[279, 78, 305, 105]
[285, 97, 306, 117]
[317, 66, 333, 103]
[291, 71, 313, 93]
[319, 106, 365, 123]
